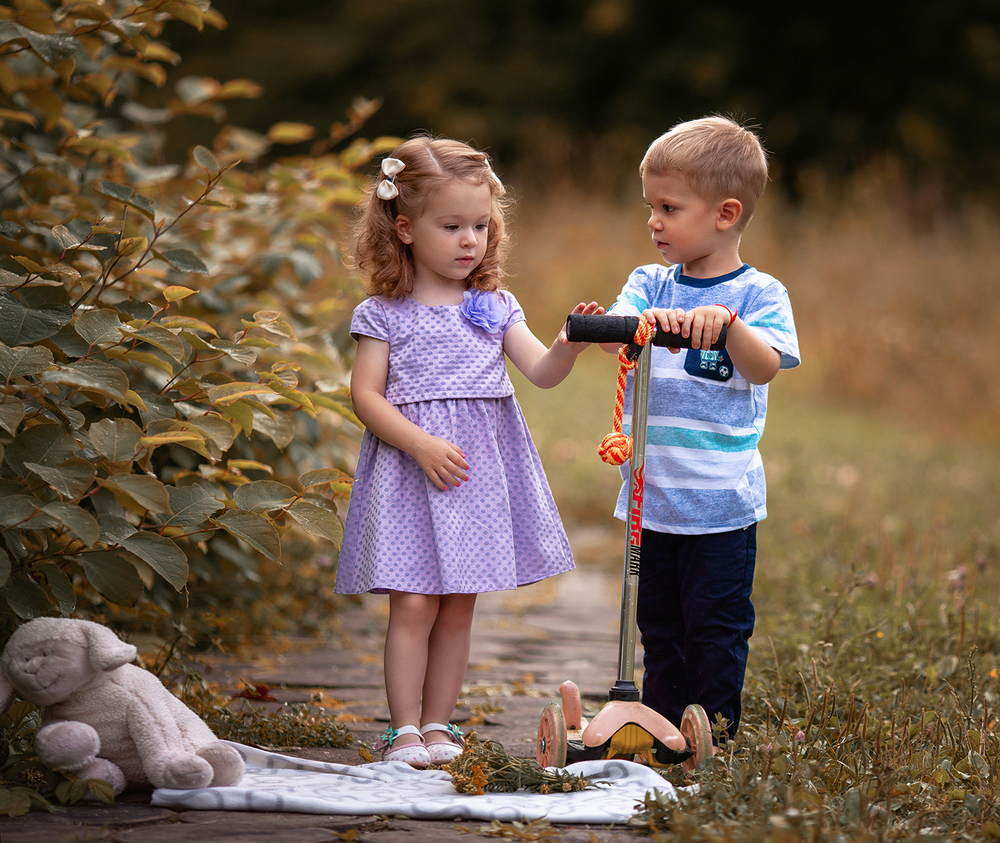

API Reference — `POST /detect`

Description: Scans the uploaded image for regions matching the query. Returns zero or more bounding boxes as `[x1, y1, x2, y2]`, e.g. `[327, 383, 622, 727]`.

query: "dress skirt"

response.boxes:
[335, 395, 574, 595]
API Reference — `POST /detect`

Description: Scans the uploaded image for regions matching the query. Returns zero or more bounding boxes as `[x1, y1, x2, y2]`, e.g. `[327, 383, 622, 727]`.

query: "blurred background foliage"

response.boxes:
[161, 0, 1000, 204]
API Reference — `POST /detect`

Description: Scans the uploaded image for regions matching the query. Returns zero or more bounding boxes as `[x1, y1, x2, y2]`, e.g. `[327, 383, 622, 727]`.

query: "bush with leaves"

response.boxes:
[0, 0, 391, 648]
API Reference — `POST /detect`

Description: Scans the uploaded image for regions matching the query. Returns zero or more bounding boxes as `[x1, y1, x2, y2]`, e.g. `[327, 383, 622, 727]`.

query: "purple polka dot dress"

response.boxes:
[335, 291, 575, 595]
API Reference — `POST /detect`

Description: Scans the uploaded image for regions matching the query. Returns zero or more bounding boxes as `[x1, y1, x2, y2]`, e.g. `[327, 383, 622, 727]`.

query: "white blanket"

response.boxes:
[151, 742, 684, 824]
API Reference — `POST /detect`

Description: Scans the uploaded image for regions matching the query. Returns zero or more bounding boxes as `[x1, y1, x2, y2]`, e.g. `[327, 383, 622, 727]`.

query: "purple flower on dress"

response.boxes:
[460, 290, 506, 333]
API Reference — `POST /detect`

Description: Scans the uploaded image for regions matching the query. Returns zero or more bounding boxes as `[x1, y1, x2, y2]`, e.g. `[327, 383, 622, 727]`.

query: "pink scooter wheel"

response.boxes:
[536, 701, 568, 768]
[680, 704, 713, 772]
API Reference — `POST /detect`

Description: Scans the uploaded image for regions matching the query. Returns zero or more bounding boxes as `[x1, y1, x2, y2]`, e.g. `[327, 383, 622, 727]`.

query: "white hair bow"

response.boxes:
[376, 158, 405, 200]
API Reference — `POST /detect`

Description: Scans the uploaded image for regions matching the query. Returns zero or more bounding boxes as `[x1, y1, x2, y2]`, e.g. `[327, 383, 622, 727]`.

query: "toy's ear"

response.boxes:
[79, 621, 138, 672]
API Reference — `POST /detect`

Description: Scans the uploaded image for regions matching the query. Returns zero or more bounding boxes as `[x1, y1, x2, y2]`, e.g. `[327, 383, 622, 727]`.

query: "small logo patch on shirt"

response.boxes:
[684, 348, 734, 381]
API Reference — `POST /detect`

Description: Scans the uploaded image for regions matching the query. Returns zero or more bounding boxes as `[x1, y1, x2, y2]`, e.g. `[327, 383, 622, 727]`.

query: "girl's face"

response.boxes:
[395, 180, 492, 290]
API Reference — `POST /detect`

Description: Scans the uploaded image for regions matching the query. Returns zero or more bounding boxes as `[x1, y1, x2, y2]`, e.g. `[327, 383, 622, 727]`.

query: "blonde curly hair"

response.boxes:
[351, 136, 511, 298]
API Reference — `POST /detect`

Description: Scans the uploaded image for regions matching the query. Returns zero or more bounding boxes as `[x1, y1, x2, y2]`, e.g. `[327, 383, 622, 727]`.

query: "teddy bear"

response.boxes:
[0, 617, 245, 795]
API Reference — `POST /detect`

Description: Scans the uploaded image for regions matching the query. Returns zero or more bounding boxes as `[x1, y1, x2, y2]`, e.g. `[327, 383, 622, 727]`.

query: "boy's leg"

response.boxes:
[677, 525, 757, 739]
[636, 529, 688, 729]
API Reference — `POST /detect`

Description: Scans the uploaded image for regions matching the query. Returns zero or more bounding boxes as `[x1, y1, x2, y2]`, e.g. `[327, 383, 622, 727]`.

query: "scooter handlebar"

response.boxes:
[566, 313, 728, 351]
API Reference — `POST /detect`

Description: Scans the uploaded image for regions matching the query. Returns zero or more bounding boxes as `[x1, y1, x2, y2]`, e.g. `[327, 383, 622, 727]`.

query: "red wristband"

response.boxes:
[714, 304, 737, 325]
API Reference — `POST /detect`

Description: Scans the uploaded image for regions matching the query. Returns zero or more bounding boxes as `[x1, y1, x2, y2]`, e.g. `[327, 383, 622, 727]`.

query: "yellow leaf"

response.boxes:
[267, 122, 316, 144]
[118, 236, 148, 257]
[218, 78, 264, 100]
[163, 285, 196, 301]
[0, 108, 38, 127]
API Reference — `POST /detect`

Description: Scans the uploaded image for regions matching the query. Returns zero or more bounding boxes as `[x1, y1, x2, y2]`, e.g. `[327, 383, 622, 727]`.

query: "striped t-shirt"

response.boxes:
[606, 263, 800, 534]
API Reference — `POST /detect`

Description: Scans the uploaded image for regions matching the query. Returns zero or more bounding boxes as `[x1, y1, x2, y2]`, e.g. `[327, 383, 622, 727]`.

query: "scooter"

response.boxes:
[535, 313, 727, 773]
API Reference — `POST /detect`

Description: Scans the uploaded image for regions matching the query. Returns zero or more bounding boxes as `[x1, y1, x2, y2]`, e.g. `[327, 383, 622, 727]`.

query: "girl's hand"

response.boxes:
[412, 434, 470, 492]
[558, 301, 605, 351]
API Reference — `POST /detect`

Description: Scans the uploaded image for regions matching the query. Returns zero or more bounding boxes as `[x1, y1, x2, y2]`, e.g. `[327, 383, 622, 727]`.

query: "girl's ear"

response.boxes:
[716, 198, 743, 231]
[395, 215, 414, 245]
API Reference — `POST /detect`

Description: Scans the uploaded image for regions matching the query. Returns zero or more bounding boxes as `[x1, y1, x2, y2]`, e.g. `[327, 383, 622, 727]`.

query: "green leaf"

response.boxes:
[288, 500, 344, 547]
[1, 575, 55, 619]
[233, 480, 297, 512]
[119, 531, 188, 591]
[76, 550, 144, 606]
[4, 424, 77, 477]
[23, 459, 96, 500]
[208, 338, 257, 365]
[89, 418, 143, 463]
[299, 468, 352, 487]
[124, 323, 186, 360]
[0, 341, 54, 379]
[13, 24, 79, 66]
[0, 291, 73, 345]
[75, 309, 125, 347]
[185, 414, 237, 451]
[39, 359, 130, 402]
[95, 181, 156, 221]
[193, 144, 219, 171]
[99, 474, 171, 513]
[214, 510, 281, 562]
[0, 396, 25, 435]
[33, 563, 76, 615]
[155, 248, 209, 274]
[42, 502, 101, 546]
[161, 483, 224, 527]
[0, 495, 56, 529]
[0, 552, 9, 589]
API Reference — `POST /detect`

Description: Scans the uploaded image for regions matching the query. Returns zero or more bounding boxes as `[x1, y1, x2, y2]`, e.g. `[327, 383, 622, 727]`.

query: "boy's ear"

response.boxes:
[395, 215, 414, 244]
[716, 198, 743, 231]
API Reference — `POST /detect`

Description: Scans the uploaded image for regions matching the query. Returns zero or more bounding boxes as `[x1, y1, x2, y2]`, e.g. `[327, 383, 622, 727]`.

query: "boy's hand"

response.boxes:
[643, 305, 733, 352]
[558, 301, 605, 352]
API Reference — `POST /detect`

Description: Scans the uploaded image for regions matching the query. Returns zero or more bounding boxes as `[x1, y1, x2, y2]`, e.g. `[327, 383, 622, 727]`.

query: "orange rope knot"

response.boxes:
[598, 318, 655, 466]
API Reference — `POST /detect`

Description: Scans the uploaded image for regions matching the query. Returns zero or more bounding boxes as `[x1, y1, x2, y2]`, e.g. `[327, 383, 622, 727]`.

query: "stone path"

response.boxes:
[1, 557, 667, 843]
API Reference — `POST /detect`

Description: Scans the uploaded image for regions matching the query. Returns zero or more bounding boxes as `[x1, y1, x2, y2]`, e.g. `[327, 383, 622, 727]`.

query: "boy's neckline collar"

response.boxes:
[674, 263, 749, 287]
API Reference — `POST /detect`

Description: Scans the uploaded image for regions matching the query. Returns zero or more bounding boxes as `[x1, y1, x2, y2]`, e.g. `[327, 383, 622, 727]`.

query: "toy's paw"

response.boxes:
[158, 753, 214, 790]
[197, 742, 245, 787]
[78, 758, 127, 796]
[36, 722, 100, 773]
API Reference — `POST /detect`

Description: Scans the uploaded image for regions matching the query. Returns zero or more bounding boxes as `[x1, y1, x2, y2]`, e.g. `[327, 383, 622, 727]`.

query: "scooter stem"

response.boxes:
[610, 341, 651, 702]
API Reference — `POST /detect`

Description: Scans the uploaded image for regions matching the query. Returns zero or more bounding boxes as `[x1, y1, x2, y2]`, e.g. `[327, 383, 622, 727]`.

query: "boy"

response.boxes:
[604, 116, 800, 741]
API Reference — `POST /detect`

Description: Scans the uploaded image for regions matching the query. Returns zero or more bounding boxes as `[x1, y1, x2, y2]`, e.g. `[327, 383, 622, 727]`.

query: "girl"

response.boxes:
[335, 137, 603, 768]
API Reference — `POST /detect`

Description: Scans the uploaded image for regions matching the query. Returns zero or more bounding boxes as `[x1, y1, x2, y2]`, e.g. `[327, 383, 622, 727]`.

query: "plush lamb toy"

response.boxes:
[0, 617, 244, 795]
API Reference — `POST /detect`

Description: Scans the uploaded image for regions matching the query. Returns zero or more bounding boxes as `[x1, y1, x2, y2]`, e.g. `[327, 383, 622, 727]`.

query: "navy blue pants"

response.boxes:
[635, 524, 757, 740]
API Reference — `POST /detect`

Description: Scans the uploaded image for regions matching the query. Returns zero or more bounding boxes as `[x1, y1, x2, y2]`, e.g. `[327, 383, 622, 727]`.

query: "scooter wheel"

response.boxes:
[536, 701, 568, 768]
[680, 704, 713, 773]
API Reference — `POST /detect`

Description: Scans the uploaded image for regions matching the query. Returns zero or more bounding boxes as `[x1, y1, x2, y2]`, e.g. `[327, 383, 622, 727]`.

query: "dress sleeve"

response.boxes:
[350, 297, 390, 343]
[498, 290, 527, 334]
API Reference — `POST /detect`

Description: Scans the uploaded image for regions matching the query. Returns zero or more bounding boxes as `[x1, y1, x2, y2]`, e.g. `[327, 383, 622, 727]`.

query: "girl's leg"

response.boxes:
[384, 591, 441, 746]
[420, 592, 477, 742]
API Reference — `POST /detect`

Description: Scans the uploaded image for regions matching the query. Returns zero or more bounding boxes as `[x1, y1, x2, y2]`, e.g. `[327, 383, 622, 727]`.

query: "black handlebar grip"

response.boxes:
[566, 314, 727, 351]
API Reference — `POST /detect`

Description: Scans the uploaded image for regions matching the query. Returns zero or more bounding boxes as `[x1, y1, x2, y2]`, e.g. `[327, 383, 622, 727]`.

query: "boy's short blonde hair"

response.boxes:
[641, 116, 768, 230]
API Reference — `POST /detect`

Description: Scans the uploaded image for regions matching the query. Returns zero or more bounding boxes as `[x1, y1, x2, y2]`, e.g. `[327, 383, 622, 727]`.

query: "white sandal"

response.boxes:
[374, 725, 431, 769]
[420, 722, 465, 765]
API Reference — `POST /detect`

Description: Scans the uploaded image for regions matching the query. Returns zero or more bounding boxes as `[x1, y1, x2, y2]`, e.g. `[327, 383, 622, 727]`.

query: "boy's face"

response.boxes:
[642, 171, 734, 275]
